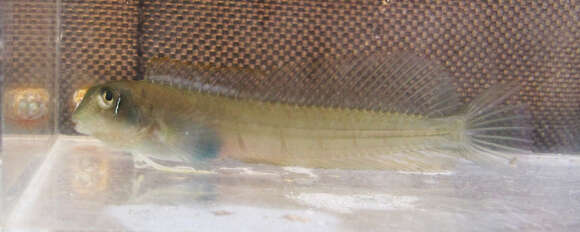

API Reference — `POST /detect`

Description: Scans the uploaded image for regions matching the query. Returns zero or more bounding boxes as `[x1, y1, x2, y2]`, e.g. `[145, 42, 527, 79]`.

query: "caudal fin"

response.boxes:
[462, 82, 533, 165]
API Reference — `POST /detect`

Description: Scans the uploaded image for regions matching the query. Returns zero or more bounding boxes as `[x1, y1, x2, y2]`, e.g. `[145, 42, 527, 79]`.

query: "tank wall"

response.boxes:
[1, 0, 57, 135]
[1, 0, 59, 223]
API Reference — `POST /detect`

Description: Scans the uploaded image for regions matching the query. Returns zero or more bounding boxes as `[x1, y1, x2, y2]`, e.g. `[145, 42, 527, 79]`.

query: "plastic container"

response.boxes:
[2, 1, 579, 231]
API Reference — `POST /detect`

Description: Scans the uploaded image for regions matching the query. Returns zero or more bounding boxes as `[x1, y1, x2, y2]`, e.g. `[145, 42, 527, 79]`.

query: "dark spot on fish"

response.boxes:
[118, 89, 141, 125]
[183, 125, 221, 160]
[195, 129, 221, 159]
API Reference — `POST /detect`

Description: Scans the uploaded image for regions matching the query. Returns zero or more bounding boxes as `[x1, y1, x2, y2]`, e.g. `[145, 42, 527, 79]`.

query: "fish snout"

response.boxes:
[71, 113, 87, 134]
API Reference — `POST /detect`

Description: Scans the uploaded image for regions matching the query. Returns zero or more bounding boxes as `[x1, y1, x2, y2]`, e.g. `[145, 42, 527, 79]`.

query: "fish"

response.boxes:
[71, 52, 531, 173]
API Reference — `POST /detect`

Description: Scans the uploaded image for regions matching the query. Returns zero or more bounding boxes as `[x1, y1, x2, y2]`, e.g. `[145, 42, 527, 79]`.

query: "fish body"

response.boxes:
[72, 53, 530, 171]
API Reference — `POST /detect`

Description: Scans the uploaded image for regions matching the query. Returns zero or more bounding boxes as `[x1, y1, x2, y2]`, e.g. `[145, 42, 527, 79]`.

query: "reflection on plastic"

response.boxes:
[69, 146, 111, 198]
[5, 137, 580, 231]
[3, 88, 50, 129]
[72, 88, 88, 110]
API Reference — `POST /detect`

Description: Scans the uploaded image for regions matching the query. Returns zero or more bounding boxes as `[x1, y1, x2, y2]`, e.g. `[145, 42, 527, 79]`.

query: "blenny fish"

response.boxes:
[71, 52, 530, 173]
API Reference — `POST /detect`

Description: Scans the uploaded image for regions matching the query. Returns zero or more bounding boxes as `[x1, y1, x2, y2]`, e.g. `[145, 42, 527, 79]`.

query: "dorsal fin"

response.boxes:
[144, 52, 461, 118]
[263, 52, 461, 117]
[145, 57, 266, 97]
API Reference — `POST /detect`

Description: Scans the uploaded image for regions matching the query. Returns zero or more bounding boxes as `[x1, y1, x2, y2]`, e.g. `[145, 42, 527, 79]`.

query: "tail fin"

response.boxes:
[462, 82, 533, 165]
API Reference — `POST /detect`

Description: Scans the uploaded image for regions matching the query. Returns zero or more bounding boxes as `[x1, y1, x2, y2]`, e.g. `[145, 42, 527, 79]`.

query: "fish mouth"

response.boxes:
[71, 111, 88, 135]
[74, 126, 88, 135]
[71, 118, 88, 135]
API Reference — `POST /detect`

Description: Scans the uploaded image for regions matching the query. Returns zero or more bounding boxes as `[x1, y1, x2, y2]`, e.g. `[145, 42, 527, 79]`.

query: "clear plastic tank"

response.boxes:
[2, 1, 579, 231]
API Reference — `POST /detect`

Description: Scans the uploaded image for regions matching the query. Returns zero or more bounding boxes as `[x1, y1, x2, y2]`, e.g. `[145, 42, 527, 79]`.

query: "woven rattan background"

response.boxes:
[4, 0, 580, 152]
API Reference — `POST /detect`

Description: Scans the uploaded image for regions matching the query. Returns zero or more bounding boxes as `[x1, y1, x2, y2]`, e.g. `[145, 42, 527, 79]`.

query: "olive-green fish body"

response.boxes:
[72, 53, 530, 171]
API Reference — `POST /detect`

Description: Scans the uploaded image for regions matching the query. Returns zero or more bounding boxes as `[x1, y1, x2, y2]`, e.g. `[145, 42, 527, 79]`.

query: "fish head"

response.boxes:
[72, 81, 144, 140]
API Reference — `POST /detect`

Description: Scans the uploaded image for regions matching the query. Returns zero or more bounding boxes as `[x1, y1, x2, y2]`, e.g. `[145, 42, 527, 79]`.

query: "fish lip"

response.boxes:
[72, 119, 88, 135]
[73, 124, 84, 134]
[74, 125, 88, 135]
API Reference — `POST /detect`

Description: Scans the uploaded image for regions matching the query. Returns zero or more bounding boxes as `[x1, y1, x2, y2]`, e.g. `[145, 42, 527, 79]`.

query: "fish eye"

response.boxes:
[103, 89, 113, 101]
[97, 88, 115, 109]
